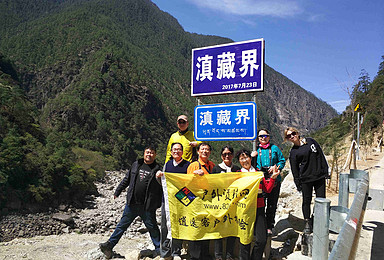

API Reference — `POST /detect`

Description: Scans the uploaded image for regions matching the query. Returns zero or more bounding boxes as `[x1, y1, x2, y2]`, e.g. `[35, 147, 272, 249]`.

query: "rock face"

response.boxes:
[261, 66, 338, 136]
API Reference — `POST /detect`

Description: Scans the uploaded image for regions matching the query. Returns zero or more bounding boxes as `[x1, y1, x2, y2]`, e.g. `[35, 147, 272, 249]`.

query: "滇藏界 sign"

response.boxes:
[194, 102, 257, 141]
[191, 38, 264, 96]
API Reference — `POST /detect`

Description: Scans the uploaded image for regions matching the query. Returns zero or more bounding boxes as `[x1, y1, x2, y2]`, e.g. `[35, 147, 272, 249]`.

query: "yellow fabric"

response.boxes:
[164, 171, 263, 245]
[165, 131, 201, 163]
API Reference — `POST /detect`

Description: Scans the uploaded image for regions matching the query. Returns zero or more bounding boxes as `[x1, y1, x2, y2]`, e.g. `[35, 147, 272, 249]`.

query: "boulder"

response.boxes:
[52, 213, 74, 226]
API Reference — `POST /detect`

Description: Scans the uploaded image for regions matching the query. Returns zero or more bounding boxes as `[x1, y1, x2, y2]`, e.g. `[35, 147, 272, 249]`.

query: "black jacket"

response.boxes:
[212, 163, 241, 173]
[114, 158, 162, 211]
[289, 137, 329, 189]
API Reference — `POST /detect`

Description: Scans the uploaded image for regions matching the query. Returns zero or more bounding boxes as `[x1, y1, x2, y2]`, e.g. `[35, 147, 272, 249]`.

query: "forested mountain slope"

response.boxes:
[0, 0, 337, 207]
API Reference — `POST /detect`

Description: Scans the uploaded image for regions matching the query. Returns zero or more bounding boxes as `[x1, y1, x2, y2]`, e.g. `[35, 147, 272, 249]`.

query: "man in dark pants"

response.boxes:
[157, 142, 190, 260]
[187, 143, 215, 260]
[99, 146, 162, 259]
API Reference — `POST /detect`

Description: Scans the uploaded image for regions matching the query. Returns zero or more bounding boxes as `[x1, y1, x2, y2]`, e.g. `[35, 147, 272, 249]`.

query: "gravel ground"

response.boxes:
[2, 149, 382, 260]
[0, 233, 155, 260]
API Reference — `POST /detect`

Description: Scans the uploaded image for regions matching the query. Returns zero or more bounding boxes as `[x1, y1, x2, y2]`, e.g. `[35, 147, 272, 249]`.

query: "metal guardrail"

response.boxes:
[328, 169, 369, 260]
[307, 169, 369, 259]
[313, 198, 331, 260]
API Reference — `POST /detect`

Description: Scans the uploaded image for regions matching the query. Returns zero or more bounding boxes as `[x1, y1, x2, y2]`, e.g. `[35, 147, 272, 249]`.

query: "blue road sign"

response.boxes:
[191, 38, 264, 97]
[194, 102, 257, 141]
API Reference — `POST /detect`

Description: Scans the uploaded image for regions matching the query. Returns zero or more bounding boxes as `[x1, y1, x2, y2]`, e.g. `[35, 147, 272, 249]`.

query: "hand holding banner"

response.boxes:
[163, 171, 263, 245]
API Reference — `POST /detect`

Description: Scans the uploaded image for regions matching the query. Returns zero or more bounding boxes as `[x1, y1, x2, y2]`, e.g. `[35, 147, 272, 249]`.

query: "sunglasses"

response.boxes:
[258, 134, 270, 138]
[286, 132, 297, 139]
[222, 152, 233, 157]
[177, 120, 187, 124]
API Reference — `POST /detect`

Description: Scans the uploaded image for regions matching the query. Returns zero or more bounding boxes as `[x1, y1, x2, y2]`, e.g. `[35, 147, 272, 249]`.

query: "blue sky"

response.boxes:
[151, 0, 383, 113]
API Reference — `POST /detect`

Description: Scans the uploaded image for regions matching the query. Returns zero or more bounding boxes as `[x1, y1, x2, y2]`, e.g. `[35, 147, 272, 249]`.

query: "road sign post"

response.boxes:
[354, 104, 362, 160]
[191, 38, 264, 143]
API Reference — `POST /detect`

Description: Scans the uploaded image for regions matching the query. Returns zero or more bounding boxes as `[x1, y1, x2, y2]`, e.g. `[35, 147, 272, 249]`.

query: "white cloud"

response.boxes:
[306, 13, 325, 22]
[187, 0, 304, 18]
[241, 18, 258, 27]
[330, 100, 350, 105]
[329, 99, 350, 113]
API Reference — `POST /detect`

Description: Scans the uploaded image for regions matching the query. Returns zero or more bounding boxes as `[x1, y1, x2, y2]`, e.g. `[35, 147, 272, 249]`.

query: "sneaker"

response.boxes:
[173, 256, 182, 260]
[99, 241, 113, 259]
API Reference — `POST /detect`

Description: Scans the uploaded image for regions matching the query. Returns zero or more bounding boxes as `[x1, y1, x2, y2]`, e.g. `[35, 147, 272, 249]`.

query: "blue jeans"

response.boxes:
[108, 204, 160, 249]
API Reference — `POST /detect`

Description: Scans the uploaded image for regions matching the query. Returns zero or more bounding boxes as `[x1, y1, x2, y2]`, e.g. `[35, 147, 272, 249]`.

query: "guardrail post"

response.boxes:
[312, 198, 331, 260]
[329, 171, 369, 260]
[339, 173, 349, 208]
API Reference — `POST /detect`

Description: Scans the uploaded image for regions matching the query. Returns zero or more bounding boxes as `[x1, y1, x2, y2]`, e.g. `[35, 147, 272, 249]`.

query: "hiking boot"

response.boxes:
[99, 241, 113, 259]
[303, 219, 312, 234]
[140, 249, 159, 258]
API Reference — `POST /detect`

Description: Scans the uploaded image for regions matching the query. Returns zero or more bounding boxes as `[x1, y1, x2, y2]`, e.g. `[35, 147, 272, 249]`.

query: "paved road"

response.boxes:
[286, 152, 384, 260]
[356, 153, 384, 260]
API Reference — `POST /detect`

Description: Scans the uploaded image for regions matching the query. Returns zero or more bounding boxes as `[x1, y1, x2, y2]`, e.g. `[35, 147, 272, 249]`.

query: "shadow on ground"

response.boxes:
[364, 221, 384, 260]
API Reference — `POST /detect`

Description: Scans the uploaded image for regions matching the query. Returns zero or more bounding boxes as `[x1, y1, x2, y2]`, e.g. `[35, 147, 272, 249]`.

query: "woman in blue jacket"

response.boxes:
[255, 129, 286, 235]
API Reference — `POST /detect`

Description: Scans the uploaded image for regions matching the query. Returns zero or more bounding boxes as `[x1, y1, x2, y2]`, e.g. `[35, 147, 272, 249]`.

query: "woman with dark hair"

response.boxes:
[284, 127, 329, 233]
[236, 149, 280, 260]
[212, 145, 241, 173]
[255, 128, 285, 236]
[211, 145, 241, 260]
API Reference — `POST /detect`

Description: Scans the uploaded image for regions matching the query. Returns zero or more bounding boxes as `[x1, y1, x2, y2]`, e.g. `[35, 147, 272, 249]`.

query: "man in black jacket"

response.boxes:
[100, 146, 162, 259]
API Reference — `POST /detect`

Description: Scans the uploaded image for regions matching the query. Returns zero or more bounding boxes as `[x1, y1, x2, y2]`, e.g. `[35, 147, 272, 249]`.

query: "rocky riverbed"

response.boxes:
[0, 171, 162, 242]
[0, 170, 305, 259]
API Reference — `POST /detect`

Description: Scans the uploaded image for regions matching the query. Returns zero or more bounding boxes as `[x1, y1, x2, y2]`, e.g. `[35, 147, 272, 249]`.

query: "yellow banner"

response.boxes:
[164, 172, 263, 245]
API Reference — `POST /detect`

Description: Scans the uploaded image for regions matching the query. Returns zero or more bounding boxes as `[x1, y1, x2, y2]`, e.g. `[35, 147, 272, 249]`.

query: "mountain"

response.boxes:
[0, 0, 337, 206]
[312, 57, 384, 155]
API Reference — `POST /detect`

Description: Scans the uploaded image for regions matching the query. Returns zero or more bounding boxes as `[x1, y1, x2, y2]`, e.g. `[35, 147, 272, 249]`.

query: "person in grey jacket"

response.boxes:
[99, 146, 162, 259]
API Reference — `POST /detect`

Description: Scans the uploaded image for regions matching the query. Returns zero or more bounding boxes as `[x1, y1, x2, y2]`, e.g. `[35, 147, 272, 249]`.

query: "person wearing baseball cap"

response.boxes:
[165, 114, 201, 163]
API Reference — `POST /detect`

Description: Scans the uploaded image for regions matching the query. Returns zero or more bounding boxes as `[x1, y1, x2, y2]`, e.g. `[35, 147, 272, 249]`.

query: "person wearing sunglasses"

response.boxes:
[211, 146, 241, 260]
[284, 127, 329, 233]
[255, 129, 286, 236]
[165, 115, 201, 163]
